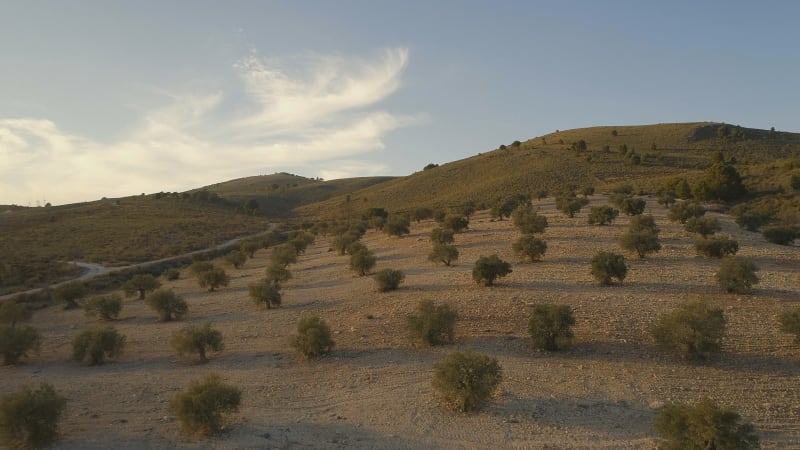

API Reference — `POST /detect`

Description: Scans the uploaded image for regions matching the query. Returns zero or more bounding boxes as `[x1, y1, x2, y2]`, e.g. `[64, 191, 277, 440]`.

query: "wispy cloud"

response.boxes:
[0, 48, 414, 205]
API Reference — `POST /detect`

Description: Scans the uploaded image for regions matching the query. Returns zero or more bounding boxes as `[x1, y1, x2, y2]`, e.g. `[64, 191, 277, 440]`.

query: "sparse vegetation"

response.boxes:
[430, 228, 455, 244]
[406, 300, 458, 346]
[170, 322, 224, 363]
[146, 289, 188, 321]
[512, 205, 548, 234]
[528, 304, 575, 351]
[0, 301, 32, 327]
[779, 308, 800, 343]
[555, 195, 589, 218]
[512, 235, 547, 262]
[225, 250, 247, 268]
[290, 315, 335, 359]
[249, 279, 282, 309]
[265, 263, 292, 285]
[717, 256, 759, 294]
[694, 235, 739, 258]
[428, 243, 459, 266]
[587, 205, 619, 225]
[374, 269, 405, 292]
[590, 251, 627, 285]
[472, 254, 512, 286]
[71, 326, 126, 365]
[651, 299, 725, 360]
[349, 246, 377, 276]
[762, 226, 796, 245]
[197, 267, 230, 292]
[0, 382, 67, 449]
[618, 197, 646, 216]
[432, 350, 502, 412]
[442, 214, 469, 233]
[384, 214, 411, 237]
[0, 325, 41, 365]
[668, 201, 706, 224]
[169, 374, 241, 437]
[620, 214, 661, 258]
[684, 215, 720, 237]
[123, 274, 162, 300]
[83, 294, 123, 321]
[53, 281, 86, 309]
[655, 399, 758, 450]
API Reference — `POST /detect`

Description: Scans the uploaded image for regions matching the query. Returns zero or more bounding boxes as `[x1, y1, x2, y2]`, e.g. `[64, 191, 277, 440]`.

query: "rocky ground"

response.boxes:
[3, 196, 799, 449]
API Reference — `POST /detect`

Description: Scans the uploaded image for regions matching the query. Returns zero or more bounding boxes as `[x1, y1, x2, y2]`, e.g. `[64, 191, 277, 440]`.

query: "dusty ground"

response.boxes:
[3, 196, 800, 449]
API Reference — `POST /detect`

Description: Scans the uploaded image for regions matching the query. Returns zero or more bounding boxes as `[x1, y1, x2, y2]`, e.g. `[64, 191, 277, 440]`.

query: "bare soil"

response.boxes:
[4, 196, 800, 449]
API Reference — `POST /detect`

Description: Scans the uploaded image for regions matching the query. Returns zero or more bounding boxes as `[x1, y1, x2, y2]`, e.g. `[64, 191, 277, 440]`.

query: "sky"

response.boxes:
[1, 1, 799, 206]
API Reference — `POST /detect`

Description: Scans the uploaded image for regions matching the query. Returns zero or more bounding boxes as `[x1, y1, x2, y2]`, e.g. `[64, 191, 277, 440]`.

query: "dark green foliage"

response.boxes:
[270, 244, 298, 267]
[345, 241, 368, 256]
[53, 281, 86, 309]
[0, 382, 66, 449]
[472, 254, 512, 286]
[374, 269, 405, 292]
[668, 201, 706, 224]
[197, 267, 230, 292]
[762, 226, 797, 245]
[249, 279, 282, 309]
[0, 325, 41, 365]
[332, 231, 360, 255]
[71, 326, 126, 365]
[124, 273, 162, 300]
[555, 195, 589, 218]
[83, 294, 123, 321]
[243, 198, 259, 215]
[511, 205, 548, 234]
[571, 139, 587, 152]
[405, 300, 458, 346]
[512, 235, 547, 262]
[734, 209, 773, 231]
[699, 161, 748, 202]
[349, 247, 377, 276]
[791, 173, 800, 191]
[620, 214, 661, 258]
[717, 256, 759, 294]
[587, 206, 619, 225]
[684, 216, 720, 237]
[694, 236, 739, 258]
[290, 315, 335, 359]
[618, 197, 646, 216]
[265, 263, 292, 285]
[384, 214, 411, 237]
[528, 304, 575, 351]
[170, 374, 241, 436]
[432, 350, 502, 412]
[428, 243, 459, 266]
[590, 251, 627, 285]
[442, 214, 469, 233]
[225, 250, 247, 269]
[146, 289, 188, 321]
[170, 322, 224, 363]
[0, 301, 32, 327]
[412, 207, 434, 223]
[779, 308, 800, 343]
[655, 399, 758, 450]
[651, 299, 725, 360]
[430, 227, 455, 244]
[490, 195, 530, 220]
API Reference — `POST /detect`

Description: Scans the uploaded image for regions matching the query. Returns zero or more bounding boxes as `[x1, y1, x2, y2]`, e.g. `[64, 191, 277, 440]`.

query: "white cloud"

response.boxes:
[0, 48, 414, 205]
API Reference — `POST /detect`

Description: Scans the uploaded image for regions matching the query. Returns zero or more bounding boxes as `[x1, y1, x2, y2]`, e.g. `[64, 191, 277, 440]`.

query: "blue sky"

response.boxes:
[2, 1, 798, 205]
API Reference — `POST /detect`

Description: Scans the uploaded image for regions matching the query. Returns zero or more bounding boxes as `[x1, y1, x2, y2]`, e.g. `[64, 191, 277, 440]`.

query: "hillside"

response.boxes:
[295, 122, 800, 218]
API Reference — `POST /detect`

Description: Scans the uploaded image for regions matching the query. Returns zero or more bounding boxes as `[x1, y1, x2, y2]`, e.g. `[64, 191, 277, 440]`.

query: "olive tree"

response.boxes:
[249, 279, 282, 309]
[406, 300, 458, 346]
[528, 304, 575, 351]
[655, 399, 758, 450]
[71, 326, 126, 365]
[620, 214, 661, 258]
[429, 243, 459, 266]
[590, 251, 627, 286]
[123, 274, 162, 300]
[349, 247, 377, 276]
[472, 255, 512, 286]
[83, 294, 123, 321]
[588, 206, 619, 225]
[716, 256, 759, 294]
[170, 374, 241, 437]
[0, 383, 67, 449]
[374, 269, 405, 292]
[512, 205, 548, 234]
[53, 281, 86, 309]
[651, 299, 725, 360]
[146, 289, 188, 321]
[512, 235, 547, 262]
[197, 267, 230, 292]
[432, 350, 502, 412]
[290, 315, 335, 359]
[170, 322, 224, 363]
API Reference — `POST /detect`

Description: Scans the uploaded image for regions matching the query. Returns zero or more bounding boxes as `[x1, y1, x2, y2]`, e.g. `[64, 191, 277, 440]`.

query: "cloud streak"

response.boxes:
[0, 47, 413, 205]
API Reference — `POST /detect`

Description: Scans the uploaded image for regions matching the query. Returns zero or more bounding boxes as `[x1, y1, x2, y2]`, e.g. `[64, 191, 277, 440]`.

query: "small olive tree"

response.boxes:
[349, 247, 377, 276]
[512, 205, 548, 234]
[443, 214, 469, 233]
[620, 214, 661, 258]
[590, 251, 627, 286]
[779, 308, 800, 343]
[53, 281, 86, 309]
[171, 322, 224, 363]
[406, 300, 458, 346]
[694, 235, 739, 258]
[374, 269, 405, 292]
[685, 216, 721, 237]
[430, 228, 455, 244]
[0, 325, 41, 365]
[555, 195, 589, 218]
[432, 350, 502, 412]
[668, 201, 705, 224]
[71, 326, 126, 365]
[0, 382, 67, 449]
[655, 399, 758, 450]
[224, 250, 247, 269]
[384, 214, 411, 237]
[290, 315, 335, 359]
[512, 235, 547, 262]
[762, 226, 797, 245]
[197, 267, 230, 292]
[170, 374, 241, 437]
[651, 299, 725, 360]
[528, 304, 575, 351]
[472, 254, 512, 286]
[123, 274, 161, 300]
[0, 301, 32, 327]
[429, 243, 459, 266]
[249, 279, 282, 309]
[146, 289, 188, 321]
[587, 206, 619, 225]
[716, 256, 759, 294]
[83, 294, 123, 321]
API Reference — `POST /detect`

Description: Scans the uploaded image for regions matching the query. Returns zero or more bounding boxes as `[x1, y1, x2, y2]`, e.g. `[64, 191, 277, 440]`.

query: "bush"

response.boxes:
[555, 195, 589, 218]
[528, 304, 575, 351]
[53, 281, 86, 309]
[430, 228, 455, 244]
[694, 235, 739, 258]
[405, 300, 457, 346]
[0, 301, 32, 327]
[71, 326, 126, 365]
[590, 251, 627, 286]
[412, 207, 434, 223]
[265, 262, 292, 285]
[384, 215, 411, 237]
[716, 256, 759, 294]
[432, 350, 502, 412]
[83, 294, 123, 321]
[587, 206, 619, 225]
[511, 205, 548, 234]
[779, 308, 800, 343]
[0, 325, 41, 365]
[171, 322, 224, 363]
[349, 247, 377, 276]
[374, 269, 405, 292]
[651, 299, 725, 360]
[428, 243, 459, 266]
[684, 216, 720, 237]
[762, 226, 797, 245]
[734, 209, 773, 231]
[472, 254, 512, 286]
[197, 267, 230, 292]
[620, 214, 661, 258]
[249, 279, 282, 309]
[165, 268, 181, 281]
[170, 374, 241, 436]
[655, 399, 758, 450]
[512, 235, 547, 262]
[146, 289, 188, 321]
[270, 243, 298, 267]
[0, 383, 67, 449]
[290, 315, 335, 359]
[188, 261, 214, 276]
[240, 239, 260, 258]
[123, 274, 161, 300]
[668, 202, 705, 224]
[618, 197, 646, 216]
[442, 214, 469, 233]
[225, 250, 247, 269]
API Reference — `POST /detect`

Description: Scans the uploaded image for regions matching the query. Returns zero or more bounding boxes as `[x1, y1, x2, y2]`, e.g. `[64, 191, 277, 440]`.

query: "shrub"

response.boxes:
[374, 269, 405, 292]
[83, 294, 123, 321]
[384, 214, 411, 237]
[779, 308, 800, 343]
[716, 256, 759, 294]
[146, 289, 188, 321]
[655, 399, 758, 450]
[240, 239, 260, 258]
[590, 251, 627, 285]
[762, 226, 797, 245]
[53, 281, 86, 309]
[123, 273, 162, 299]
[555, 195, 589, 218]
[349, 247, 377, 276]
[225, 250, 247, 269]
[270, 243, 298, 267]
[0, 301, 32, 327]
[412, 207, 434, 223]
[618, 197, 646, 216]
[792, 174, 800, 191]
[734, 208, 773, 231]
[511, 205, 548, 234]
[165, 268, 181, 281]
[587, 206, 619, 225]
[694, 235, 739, 258]
[0, 325, 41, 365]
[620, 214, 661, 258]
[290, 315, 335, 359]
[265, 262, 292, 285]
[197, 267, 230, 292]
[249, 279, 282, 309]
[684, 216, 720, 237]
[171, 322, 224, 363]
[432, 350, 502, 412]
[170, 374, 241, 437]
[71, 326, 126, 365]
[512, 235, 547, 262]
[668, 202, 705, 224]
[0, 383, 67, 449]
[332, 232, 360, 255]
[528, 304, 575, 351]
[651, 299, 725, 360]
[406, 300, 457, 346]
[443, 214, 469, 233]
[428, 243, 459, 266]
[188, 261, 213, 276]
[430, 228, 455, 244]
[472, 254, 512, 286]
